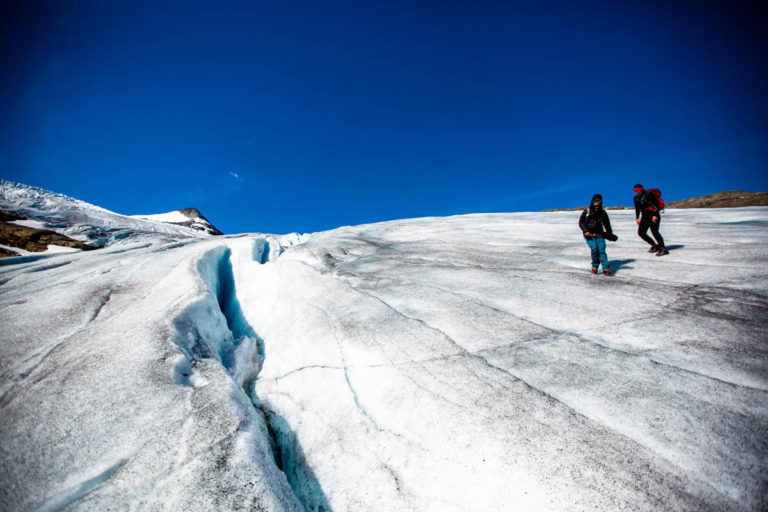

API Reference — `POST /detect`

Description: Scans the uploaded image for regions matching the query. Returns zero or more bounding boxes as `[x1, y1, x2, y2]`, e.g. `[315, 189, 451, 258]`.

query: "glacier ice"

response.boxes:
[1, 207, 767, 511]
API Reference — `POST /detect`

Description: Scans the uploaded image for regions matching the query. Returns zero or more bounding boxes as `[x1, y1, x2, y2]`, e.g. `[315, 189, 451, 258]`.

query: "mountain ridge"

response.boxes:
[0, 179, 219, 256]
[665, 190, 768, 208]
[543, 190, 768, 212]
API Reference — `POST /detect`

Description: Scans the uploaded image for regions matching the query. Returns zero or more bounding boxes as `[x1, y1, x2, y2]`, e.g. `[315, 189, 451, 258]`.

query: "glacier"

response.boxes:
[1, 200, 767, 511]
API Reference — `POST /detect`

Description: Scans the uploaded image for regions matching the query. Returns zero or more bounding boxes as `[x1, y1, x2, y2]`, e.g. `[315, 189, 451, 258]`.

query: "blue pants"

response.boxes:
[586, 237, 610, 270]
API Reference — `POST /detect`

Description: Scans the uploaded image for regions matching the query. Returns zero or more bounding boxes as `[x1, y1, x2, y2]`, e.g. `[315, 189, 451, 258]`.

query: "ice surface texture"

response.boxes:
[1, 208, 767, 511]
[0, 238, 302, 512]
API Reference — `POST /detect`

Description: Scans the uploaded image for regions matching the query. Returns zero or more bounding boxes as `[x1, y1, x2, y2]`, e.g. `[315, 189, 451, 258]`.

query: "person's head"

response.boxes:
[590, 193, 603, 209]
[633, 184, 644, 195]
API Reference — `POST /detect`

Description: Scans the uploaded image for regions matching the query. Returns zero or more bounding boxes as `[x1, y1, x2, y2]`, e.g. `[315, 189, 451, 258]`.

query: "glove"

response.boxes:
[604, 233, 618, 242]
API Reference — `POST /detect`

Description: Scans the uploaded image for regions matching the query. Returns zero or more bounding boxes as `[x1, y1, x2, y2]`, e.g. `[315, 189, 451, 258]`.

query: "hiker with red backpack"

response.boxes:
[579, 193, 617, 275]
[633, 184, 668, 256]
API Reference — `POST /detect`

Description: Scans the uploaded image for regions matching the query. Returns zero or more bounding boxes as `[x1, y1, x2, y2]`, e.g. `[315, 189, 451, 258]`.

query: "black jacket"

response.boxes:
[579, 207, 613, 238]
[634, 190, 661, 218]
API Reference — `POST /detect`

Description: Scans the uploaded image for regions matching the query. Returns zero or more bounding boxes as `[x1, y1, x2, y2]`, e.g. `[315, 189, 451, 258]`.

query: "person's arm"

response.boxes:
[579, 210, 590, 235]
[634, 196, 641, 220]
[603, 211, 613, 234]
[648, 193, 660, 213]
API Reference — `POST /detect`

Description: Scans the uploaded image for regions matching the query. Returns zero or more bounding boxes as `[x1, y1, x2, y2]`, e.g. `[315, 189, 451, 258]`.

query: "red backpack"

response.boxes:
[648, 188, 665, 211]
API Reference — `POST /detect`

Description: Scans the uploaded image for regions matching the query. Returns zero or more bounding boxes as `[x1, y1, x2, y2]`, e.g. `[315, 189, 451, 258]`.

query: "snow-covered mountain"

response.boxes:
[130, 208, 223, 236]
[1, 183, 767, 511]
[0, 179, 219, 251]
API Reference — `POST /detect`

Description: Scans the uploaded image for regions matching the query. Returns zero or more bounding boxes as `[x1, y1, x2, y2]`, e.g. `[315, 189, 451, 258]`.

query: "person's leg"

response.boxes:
[586, 238, 600, 269]
[637, 214, 657, 246]
[596, 237, 609, 271]
[649, 216, 665, 247]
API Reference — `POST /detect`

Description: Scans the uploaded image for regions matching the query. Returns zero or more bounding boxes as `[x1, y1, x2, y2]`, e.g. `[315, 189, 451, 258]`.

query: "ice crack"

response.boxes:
[344, 367, 380, 429]
[194, 241, 330, 512]
[33, 458, 127, 512]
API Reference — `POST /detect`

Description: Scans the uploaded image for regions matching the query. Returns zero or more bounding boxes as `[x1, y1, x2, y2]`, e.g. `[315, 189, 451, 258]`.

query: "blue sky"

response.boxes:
[2, 0, 766, 234]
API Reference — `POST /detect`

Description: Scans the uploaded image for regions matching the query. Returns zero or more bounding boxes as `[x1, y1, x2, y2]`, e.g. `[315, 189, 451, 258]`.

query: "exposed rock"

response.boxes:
[129, 208, 224, 235]
[665, 190, 768, 208]
[544, 191, 768, 212]
[175, 208, 224, 235]
[542, 206, 630, 212]
[0, 247, 21, 257]
[0, 209, 26, 222]
[0, 221, 97, 255]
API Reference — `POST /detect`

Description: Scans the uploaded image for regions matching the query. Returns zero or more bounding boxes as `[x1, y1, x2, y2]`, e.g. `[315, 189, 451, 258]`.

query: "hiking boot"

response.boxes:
[656, 247, 669, 256]
[648, 245, 660, 253]
[604, 269, 613, 276]
[591, 268, 598, 274]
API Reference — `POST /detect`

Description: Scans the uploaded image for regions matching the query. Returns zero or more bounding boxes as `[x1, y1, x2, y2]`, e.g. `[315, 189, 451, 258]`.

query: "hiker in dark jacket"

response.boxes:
[579, 194, 615, 275]
[633, 184, 667, 256]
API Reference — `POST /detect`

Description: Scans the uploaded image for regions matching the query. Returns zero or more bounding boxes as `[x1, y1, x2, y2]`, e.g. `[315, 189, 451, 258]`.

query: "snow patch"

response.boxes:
[9, 219, 48, 229]
[131, 211, 191, 224]
[0, 243, 28, 256]
[45, 244, 82, 254]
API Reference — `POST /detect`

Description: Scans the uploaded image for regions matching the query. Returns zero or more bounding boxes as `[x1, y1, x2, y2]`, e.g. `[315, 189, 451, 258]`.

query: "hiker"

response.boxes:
[633, 184, 668, 256]
[579, 193, 616, 275]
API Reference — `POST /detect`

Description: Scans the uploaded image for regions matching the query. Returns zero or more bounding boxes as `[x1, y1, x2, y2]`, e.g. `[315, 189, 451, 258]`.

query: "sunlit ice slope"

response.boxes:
[1, 208, 767, 511]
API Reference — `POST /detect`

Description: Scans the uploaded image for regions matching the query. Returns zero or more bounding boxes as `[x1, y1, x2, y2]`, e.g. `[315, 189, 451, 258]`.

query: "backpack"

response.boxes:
[647, 188, 665, 211]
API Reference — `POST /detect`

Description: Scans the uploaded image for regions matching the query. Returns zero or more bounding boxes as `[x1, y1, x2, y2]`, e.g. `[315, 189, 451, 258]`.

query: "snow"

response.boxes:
[131, 211, 192, 224]
[9, 219, 48, 229]
[1, 243, 80, 257]
[0, 244, 26, 256]
[130, 210, 222, 236]
[44, 244, 82, 254]
[1, 206, 767, 511]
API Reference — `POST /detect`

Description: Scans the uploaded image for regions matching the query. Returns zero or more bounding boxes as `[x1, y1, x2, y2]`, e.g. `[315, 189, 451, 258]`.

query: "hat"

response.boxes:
[633, 184, 643, 192]
[591, 193, 603, 205]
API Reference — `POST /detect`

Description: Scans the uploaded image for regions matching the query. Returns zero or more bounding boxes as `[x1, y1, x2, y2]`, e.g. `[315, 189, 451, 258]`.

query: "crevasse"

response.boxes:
[195, 237, 329, 512]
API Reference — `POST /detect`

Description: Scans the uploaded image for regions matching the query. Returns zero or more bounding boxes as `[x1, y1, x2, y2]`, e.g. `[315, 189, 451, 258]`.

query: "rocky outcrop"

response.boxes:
[0, 210, 97, 257]
[544, 191, 768, 212]
[665, 191, 768, 208]
[175, 208, 224, 235]
[542, 206, 630, 212]
[0, 209, 26, 222]
[0, 247, 21, 257]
